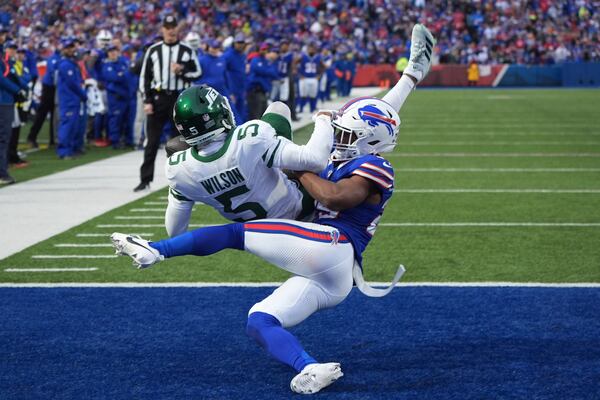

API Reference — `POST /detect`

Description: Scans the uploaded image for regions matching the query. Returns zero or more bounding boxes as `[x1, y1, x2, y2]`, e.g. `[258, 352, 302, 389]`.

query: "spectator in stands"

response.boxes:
[396, 55, 408, 76]
[4, 0, 600, 68]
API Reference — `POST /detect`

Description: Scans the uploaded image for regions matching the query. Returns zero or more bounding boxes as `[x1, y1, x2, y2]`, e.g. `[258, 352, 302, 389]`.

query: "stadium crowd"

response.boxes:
[3, 0, 599, 65]
[0, 0, 598, 184]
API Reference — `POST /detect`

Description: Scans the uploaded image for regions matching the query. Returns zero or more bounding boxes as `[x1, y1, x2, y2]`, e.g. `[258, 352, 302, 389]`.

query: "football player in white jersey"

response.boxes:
[164, 85, 333, 236]
[113, 24, 435, 395]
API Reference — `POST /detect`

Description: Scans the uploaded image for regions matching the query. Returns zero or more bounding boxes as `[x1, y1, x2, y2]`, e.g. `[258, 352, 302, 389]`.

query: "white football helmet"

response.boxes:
[184, 32, 201, 50]
[96, 30, 113, 49]
[330, 97, 400, 161]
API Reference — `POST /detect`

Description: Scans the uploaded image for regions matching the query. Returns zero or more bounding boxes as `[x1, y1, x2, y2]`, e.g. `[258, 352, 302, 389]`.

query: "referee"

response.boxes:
[134, 14, 201, 192]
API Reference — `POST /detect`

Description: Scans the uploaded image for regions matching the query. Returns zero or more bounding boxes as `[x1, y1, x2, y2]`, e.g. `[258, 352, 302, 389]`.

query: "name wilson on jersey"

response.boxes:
[200, 167, 246, 194]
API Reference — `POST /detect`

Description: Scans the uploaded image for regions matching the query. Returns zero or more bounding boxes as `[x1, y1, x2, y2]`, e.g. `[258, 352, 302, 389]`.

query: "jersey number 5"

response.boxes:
[215, 185, 267, 222]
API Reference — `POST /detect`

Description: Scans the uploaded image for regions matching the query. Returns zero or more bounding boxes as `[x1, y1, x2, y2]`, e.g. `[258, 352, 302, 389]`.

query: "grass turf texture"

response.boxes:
[9, 122, 134, 184]
[1, 88, 599, 283]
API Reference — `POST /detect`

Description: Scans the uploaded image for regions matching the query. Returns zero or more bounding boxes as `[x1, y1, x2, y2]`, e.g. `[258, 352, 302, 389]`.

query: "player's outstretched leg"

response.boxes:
[403, 24, 436, 83]
[111, 223, 245, 269]
[291, 362, 344, 394]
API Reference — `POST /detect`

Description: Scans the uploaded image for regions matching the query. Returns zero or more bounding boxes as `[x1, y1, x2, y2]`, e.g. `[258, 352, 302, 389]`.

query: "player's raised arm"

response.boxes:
[258, 102, 333, 173]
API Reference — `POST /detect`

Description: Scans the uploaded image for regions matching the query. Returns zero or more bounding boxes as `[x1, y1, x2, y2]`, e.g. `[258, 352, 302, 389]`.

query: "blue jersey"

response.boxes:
[277, 52, 293, 78]
[223, 47, 246, 94]
[41, 52, 61, 86]
[57, 57, 86, 110]
[101, 59, 129, 99]
[299, 53, 321, 78]
[247, 55, 278, 93]
[197, 53, 229, 95]
[313, 154, 394, 264]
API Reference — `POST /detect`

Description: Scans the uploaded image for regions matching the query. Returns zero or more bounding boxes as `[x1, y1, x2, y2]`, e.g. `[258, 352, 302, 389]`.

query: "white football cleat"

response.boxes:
[290, 362, 343, 395]
[111, 232, 164, 269]
[404, 24, 436, 83]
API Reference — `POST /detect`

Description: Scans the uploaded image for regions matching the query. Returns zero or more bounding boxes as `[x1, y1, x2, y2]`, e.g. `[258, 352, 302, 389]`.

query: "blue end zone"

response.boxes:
[1, 287, 599, 399]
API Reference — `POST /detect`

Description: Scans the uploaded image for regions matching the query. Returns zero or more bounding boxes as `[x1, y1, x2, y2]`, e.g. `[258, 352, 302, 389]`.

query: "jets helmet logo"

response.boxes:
[358, 105, 397, 135]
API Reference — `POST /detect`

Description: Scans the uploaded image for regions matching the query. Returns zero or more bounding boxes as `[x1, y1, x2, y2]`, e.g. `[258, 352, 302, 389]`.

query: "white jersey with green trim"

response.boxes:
[165, 117, 332, 227]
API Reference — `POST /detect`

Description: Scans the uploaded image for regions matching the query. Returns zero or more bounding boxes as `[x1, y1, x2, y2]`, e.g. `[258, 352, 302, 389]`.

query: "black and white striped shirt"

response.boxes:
[139, 40, 202, 101]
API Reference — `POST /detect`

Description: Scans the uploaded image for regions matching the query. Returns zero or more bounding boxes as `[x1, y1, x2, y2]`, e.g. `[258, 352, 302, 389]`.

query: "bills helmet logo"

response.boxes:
[358, 105, 397, 135]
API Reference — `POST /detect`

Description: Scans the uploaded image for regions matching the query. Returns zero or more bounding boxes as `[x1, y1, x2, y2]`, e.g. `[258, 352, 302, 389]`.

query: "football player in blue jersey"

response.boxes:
[297, 41, 323, 114]
[111, 24, 435, 395]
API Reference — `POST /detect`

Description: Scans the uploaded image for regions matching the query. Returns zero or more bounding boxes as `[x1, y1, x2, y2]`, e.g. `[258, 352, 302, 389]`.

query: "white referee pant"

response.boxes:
[244, 219, 355, 328]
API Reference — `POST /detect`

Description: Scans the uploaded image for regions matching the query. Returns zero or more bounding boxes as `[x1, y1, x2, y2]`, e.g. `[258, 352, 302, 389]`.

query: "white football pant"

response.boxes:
[245, 219, 354, 327]
[271, 77, 290, 102]
[298, 78, 319, 99]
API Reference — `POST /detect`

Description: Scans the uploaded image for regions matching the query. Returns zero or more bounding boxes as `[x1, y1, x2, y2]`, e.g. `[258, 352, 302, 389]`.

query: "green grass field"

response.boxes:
[2, 88, 599, 283]
[11, 122, 134, 184]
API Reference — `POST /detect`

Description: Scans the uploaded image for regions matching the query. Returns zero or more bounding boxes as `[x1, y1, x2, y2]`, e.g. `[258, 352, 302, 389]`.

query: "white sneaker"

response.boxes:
[404, 24, 436, 83]
[290, 362, 343, 394]
[111, 232, 164, 269]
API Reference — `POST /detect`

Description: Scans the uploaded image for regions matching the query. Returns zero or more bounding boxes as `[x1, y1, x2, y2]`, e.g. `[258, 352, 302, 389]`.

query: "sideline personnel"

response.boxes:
[134, 14, 201, 192]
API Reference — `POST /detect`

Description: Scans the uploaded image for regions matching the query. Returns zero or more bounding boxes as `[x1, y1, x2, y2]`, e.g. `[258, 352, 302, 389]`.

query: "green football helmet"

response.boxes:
[173, 85, 236, 147]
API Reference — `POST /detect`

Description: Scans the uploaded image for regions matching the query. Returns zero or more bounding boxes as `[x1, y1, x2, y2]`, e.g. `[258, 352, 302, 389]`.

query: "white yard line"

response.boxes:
[388, 153, 600, 157]
[394, 189, 600, 193]
[398, 168, 600, 172]
[115, 216, 164, 219]
[54, 244, 113, 248]
[0, 151, 168, 260]
[4, 268, 98, 272]
[130, 208, 166, 212]
[31, 255, 117, 259]
[97, 224, 214, 228]
[76, 233, 154, 237]
[0, 282, 598, 288]
[143, 201, 167, 205]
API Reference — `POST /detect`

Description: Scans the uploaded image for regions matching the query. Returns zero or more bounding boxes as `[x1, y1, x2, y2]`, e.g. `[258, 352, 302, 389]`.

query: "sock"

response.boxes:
[149, 223, 244, 258]
[247, 312, 317, 373]
[309, 98, 317, 112]
[381, 74, 415, 111]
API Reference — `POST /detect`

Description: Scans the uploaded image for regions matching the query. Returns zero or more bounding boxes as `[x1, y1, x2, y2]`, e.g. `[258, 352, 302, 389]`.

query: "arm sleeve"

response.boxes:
[60, 66, 87, 101]
[351, 160, 395, 190]
[165, 188, 195, 237]
[266, 115, 333, 173]
[0, 63, 21, 94]
[139, 46, 153, 102]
